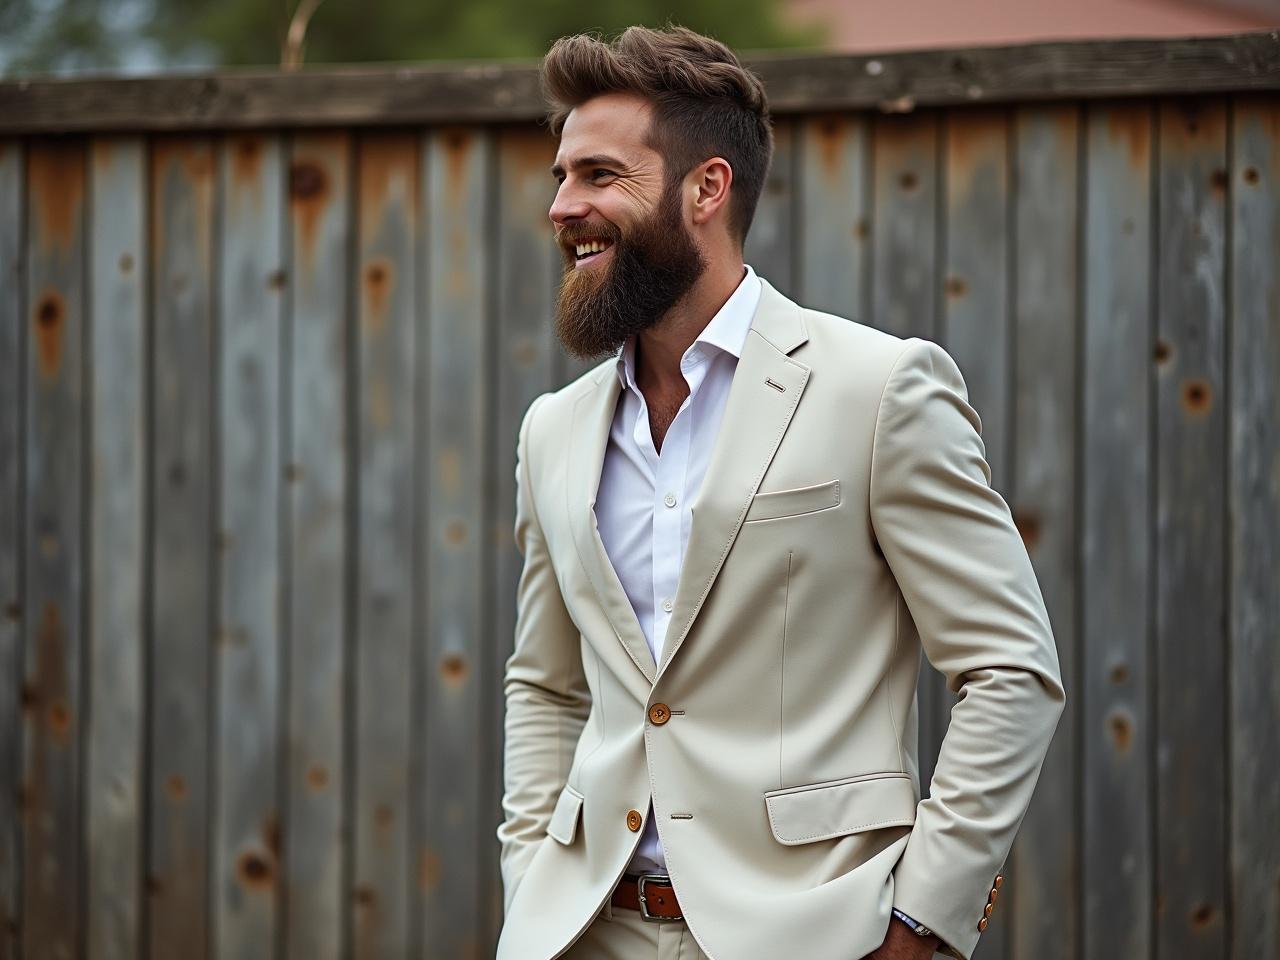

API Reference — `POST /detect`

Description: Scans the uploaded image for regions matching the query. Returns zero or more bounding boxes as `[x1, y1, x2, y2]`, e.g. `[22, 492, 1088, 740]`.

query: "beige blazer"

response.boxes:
[497, 279, 1065, 960]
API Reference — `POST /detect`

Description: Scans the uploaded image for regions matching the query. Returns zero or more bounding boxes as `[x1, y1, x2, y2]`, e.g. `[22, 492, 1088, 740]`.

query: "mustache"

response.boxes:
[556, 222, 622, 248]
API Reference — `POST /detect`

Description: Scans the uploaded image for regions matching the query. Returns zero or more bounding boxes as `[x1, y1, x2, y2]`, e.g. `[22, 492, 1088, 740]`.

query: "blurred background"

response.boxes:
[1, 0, 1277, 75]
[1, 5, 1278, 960]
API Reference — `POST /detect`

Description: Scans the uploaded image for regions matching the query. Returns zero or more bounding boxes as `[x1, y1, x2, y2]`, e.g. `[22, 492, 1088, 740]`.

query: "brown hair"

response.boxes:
[541, 25, 773, 244]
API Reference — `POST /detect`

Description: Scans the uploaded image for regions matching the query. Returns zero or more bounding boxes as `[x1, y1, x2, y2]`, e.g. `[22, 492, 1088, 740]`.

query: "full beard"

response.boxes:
[553, 185, 708, 362]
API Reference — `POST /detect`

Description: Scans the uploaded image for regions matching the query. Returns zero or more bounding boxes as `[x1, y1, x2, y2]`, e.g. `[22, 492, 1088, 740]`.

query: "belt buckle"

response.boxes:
[636, 873, 682, 923]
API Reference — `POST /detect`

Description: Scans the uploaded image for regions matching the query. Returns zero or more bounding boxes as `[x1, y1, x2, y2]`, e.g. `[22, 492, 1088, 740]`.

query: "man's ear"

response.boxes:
[689, 157, 733, 227]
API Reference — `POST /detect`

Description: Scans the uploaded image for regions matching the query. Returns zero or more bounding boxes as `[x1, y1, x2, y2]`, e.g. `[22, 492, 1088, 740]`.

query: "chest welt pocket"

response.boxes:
[546, 784, 584, 845]
[764, 772, 916, 845]
[744, 479, 841, 523]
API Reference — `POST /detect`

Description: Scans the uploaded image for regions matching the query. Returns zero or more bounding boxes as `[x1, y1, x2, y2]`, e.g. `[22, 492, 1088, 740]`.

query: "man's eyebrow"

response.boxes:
[550, 154, 628, 179]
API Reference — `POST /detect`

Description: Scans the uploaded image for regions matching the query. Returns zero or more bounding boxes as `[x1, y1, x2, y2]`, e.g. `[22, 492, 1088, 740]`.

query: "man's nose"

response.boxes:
[548, 183, 590, 226]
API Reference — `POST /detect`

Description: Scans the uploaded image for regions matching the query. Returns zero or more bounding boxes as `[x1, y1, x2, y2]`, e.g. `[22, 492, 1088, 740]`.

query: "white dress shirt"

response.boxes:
[594, 264, 762, 874]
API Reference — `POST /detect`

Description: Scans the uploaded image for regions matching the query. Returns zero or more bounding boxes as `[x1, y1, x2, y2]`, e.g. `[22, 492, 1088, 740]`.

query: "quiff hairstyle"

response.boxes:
[542, 25, 773, 244]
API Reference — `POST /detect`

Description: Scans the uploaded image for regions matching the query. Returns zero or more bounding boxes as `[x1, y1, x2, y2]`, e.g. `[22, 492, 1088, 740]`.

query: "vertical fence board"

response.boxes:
[746, 120, 794, 295]
[149, 135, 216, 960]
[86, 136, 146, 960]
[419, 126, 490, 960]
[1227, 93, 1280, 960]
[0, 139, 24, 960]
[1008, 104, 1080, 960]
[488, 125, 560, 949]
[1081, 101, 1154, 960]
[214, 133, 284, 960]
[352, 132, 417, 960]
[942, 106, 1012, 960]
[23, 138, 86, 960]
[284, 130, 351, 960]
[1154, 96, 1228, 960]
[872, 112, 948, 790]
[796, 114, 870, 319]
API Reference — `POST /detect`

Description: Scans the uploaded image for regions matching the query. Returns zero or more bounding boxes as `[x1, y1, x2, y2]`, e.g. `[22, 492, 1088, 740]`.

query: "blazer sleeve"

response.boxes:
[496, 392, 592, 915]
[868, 339, 1066, 960]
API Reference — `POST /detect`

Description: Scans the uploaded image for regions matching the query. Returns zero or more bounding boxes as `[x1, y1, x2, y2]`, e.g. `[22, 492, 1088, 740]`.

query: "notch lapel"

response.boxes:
[657, 281, 811, 679]
[567, 369, 659, 684]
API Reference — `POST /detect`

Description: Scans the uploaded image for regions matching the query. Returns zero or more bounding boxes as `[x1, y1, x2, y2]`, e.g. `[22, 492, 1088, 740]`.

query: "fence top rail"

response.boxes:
[1, 29, 1277, 134]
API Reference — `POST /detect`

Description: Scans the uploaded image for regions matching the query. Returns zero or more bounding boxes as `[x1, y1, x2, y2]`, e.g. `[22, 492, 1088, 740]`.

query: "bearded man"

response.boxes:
[497, 25, 1065, 960]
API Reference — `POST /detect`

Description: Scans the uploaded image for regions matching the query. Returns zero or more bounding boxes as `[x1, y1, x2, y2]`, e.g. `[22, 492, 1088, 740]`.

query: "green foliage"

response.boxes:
[1, 0, 825, 76]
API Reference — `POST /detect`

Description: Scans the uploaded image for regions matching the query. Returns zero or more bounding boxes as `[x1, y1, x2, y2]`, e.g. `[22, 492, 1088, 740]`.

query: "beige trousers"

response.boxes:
[561, 899, 711, 960]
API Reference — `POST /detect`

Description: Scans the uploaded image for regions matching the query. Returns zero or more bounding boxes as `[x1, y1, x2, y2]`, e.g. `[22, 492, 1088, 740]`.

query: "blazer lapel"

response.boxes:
[657, 280, 811, 679]
[567, 367, 659, 684]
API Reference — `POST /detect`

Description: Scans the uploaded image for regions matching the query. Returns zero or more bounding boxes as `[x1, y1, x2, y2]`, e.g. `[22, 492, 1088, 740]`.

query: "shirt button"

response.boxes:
[662, 598, 673, 613]
[626, 809, 643, 832]
[664, 492, 677, 508]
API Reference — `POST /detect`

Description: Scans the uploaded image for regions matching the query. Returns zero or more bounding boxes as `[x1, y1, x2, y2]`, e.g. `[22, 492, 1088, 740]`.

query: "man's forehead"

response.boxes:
[554, 93, 655, 167]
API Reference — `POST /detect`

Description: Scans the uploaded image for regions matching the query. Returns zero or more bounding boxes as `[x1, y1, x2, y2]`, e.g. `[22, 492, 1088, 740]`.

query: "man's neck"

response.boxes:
[633, 256, 746, 396]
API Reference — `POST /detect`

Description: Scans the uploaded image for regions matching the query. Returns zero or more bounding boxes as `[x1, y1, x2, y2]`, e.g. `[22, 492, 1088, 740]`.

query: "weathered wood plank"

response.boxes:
[1, 32, 1277, 132]
[352, 131, 417, 960]
[0, 138, 24, 960]
[941, 105, 1011, 960]
[795, 113, 871, 320]
[283, 130, 351, 960]
[487, 125, 560, 950]
[745, 119, 795, 295]
[214, 132, 285, 960]
[1227, 93, 1280, 960]
[86, 135, 146, 960]
[149, 135, 216, 960]
[1007, 103, 1080, 960]
[871, 111, 949, 792]
[23, 137, 86, 960]
[418, 126, 491, 960]
[1154, 96, 1228, 960]
[1081, 100, 1154, 960]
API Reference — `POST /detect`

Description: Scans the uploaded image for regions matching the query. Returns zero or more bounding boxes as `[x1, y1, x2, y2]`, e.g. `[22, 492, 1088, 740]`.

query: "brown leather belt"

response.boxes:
[611, 873, 684, 921]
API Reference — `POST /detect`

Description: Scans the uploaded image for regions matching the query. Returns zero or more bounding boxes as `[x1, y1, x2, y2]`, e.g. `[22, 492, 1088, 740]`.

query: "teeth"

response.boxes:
[573, 240, 611, 258]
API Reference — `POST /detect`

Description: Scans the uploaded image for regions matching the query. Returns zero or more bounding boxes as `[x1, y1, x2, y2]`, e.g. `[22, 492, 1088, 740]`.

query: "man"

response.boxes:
[497, 25, 1065, 960]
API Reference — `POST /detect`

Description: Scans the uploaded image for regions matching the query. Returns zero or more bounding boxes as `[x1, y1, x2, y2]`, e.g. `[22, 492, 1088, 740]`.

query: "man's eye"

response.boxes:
[591, 169, 614, 180]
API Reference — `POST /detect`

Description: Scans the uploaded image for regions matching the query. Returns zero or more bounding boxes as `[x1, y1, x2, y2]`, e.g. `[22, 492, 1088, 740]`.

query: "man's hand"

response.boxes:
[863, 917, 940, 959]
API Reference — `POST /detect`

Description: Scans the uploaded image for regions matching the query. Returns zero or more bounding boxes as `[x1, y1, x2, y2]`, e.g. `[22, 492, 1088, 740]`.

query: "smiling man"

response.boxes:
[496, 25, 1065, 960]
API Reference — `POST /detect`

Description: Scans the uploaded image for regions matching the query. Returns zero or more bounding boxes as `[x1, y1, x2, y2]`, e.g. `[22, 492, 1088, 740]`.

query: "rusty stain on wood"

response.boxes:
[119, 252, 133, 273]
[1106, 105, 1151, 172]
[33, 289, 63, 378]
[166, 775, 187, 801]
[363, 259, 392, 329]
[1110, 663, 1130, 685]
[290, 153, 331, 268]
[444, 521, 466, 546]
[815, 115, 847, 181]
[231, 134, 262, 184]
[439, 654, 468, 688]
[418, 848, 441, 892]
[899, 170, 918, 191]
[305, 765, 328, 790]
[1109, 710, 1133, 752]
[1181, 378, 1213, 415]
[28, 141, 84, 256]
[1190, 902, 1217, 929]
[1154, 338, 1172, 364]
[34, 602, 70, 745]
[236, 850, 273, 889]
[945, 275, 968, 297]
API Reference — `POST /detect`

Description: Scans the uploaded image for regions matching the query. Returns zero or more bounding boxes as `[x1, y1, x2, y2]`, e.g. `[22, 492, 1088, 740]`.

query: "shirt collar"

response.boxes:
[614, 263, 762, 391]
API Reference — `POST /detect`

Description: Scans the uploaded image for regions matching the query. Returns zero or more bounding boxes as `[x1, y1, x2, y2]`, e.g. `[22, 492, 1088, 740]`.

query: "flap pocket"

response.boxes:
[764, 772, 916, 845]
[546, 784, 584, 845]
[744, 479, 841, 523]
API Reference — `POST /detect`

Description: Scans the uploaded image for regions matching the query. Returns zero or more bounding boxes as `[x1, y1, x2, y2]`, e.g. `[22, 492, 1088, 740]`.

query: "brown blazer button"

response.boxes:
[626, 809, 643, 832]
[994, 874, 1004, 889]
[977, 917, 989, 932]
[988, 888, 999, 906]
[648, 703, 671, 725]
[984, 903, 994, 917]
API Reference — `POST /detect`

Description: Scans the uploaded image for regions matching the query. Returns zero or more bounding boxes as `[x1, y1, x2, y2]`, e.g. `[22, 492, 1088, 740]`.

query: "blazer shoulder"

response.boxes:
[795, 305, 918, 380]
[520, 354, 614, 451]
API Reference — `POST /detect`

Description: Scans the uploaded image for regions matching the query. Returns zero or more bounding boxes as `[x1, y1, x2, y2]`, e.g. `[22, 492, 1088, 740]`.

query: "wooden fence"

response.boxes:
[1, 30, 1278, 960]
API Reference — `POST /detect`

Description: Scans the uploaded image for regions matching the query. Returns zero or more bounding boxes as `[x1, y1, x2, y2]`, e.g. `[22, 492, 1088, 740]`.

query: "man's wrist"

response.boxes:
[891, 908, 935, 939]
